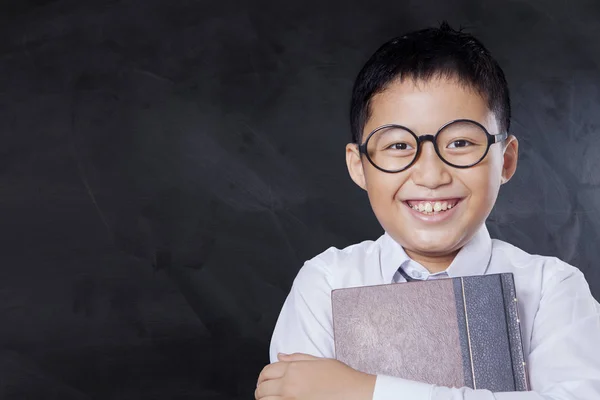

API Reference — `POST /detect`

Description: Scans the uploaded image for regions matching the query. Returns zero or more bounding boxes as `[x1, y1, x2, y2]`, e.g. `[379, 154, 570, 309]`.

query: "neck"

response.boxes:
[403, 248, 458, 273]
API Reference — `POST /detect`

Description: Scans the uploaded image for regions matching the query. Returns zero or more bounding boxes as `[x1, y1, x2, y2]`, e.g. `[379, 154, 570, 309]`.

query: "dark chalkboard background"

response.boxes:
[1, 0, 599, 398]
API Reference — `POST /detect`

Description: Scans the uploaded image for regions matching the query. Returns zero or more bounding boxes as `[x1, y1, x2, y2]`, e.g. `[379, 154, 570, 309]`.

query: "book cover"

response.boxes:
[331, 273, 529, 392]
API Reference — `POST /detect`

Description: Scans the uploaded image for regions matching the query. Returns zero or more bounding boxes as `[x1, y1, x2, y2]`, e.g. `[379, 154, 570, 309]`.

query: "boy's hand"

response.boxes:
[255, 352, 376, 400]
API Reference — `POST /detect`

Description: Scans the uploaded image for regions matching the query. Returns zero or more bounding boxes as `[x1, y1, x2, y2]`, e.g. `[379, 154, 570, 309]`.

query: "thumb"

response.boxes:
[278, 352, 321, 361]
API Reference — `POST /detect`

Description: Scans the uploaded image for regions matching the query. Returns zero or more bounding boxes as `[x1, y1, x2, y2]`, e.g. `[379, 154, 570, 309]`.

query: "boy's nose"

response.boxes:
[410, 142, 452, 189]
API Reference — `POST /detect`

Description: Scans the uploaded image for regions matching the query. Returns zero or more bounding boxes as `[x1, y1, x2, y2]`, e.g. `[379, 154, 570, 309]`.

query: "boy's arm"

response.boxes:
[267, 259, 431, 399]
[374, 266, 600, 400]
[269, 258, 336, 362]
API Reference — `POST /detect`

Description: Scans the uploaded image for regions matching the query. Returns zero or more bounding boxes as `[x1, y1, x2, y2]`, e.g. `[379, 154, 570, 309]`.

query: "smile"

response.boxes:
[404, 199, 461, 215]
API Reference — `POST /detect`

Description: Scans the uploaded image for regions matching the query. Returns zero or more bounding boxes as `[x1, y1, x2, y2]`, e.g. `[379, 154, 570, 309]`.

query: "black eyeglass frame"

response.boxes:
[358, 118, 508, 173]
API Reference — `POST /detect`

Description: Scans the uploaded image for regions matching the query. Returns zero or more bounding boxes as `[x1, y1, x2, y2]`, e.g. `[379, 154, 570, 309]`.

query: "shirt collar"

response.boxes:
[379, 224, 492, 283]
[379, 233, 411, 283]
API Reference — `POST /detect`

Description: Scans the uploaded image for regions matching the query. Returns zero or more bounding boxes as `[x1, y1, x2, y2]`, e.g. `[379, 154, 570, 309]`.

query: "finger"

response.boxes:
[257, 362, 287, 386]
[278, 352, 321, 361]
[254, 378, 282, 399]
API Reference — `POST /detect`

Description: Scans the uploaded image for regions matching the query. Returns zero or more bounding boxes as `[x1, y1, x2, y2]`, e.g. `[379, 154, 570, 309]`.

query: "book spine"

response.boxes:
[500, 274, 530, 391]
[460, 275, 516, 392]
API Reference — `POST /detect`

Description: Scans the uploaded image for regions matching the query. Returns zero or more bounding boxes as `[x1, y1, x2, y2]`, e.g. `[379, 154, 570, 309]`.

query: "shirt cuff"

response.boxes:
[372, 375, 434, 400]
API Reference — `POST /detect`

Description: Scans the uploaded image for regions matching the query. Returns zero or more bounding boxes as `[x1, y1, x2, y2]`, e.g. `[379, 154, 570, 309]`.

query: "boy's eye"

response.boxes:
[387, 142, 414, 150]
[447, 139, 473, 149]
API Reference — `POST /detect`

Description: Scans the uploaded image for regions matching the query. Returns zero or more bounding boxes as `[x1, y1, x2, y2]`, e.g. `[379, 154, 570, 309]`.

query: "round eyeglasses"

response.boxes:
[358, 119, 508, 173]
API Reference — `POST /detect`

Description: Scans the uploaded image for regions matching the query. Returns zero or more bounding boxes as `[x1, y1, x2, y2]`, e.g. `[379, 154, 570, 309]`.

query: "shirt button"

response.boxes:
[412, 271, 423, 279]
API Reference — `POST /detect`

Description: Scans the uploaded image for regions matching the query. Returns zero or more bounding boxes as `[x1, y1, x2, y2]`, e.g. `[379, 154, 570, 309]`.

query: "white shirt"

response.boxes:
[269, 224, 600, 400]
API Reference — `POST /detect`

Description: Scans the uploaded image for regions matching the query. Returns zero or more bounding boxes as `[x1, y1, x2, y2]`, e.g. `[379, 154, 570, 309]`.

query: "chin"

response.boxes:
[402, 228, 466, 255]
[406, 242, 458, 257]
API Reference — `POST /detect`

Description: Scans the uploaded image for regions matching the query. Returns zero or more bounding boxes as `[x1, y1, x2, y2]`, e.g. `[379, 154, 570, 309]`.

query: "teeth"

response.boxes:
[409, 201, 457, 214]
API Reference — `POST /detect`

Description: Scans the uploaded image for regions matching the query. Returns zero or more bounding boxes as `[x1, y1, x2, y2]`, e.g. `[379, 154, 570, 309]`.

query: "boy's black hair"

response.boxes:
[350, 21, 511, 144]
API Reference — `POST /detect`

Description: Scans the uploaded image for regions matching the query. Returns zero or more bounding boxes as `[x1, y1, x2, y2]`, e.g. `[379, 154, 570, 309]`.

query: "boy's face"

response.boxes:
[346, 77, 518, 265]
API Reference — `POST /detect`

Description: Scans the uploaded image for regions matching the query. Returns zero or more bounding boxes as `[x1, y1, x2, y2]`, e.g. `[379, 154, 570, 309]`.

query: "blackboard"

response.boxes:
[0, 0, 599, 398]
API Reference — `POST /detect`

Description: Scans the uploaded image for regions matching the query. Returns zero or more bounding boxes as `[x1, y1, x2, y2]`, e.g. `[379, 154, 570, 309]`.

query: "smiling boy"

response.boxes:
[256, 22, 600, 400]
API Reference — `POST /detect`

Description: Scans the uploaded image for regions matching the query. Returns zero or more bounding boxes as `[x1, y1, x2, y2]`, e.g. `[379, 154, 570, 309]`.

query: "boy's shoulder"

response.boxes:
[297, 236, 386, 287]
[490, 237, 584, 284]
[306, 236, 382, 268]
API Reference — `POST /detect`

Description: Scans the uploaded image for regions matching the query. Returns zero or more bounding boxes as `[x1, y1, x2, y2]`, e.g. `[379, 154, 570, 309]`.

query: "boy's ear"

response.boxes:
[500, 135, 519, 184]
[346, 143, 367, 190]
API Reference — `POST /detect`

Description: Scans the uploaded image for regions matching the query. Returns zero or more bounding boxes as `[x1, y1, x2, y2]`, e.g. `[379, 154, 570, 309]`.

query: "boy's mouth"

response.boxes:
[404, 199, 461, 215]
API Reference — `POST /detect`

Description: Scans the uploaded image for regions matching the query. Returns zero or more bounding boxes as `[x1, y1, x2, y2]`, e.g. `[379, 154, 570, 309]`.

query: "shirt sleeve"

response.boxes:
[373, 266, 600, 400]
[269, 258, 335, 363]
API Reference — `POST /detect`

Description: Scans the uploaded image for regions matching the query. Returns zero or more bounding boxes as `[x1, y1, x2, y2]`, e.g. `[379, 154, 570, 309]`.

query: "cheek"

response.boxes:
[364, 168, 407, 203]
[461, 164, 501, 208]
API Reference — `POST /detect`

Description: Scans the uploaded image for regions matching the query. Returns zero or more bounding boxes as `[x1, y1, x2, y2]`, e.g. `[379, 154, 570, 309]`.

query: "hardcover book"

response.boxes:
[331, 273, 529, 392]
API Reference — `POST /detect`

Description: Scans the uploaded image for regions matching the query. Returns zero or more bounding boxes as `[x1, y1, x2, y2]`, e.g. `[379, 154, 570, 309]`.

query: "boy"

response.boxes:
[255, 22, 600, 400]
